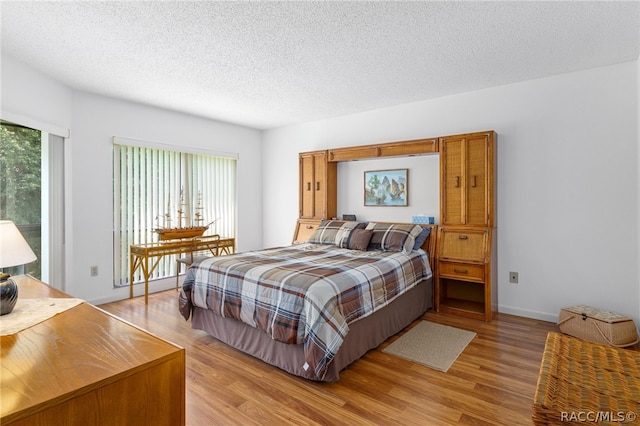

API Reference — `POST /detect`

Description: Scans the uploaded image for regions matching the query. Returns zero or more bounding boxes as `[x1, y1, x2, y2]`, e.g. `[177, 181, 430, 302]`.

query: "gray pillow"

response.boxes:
[347, 229, 373, 251]
[412, 227, 431, 251]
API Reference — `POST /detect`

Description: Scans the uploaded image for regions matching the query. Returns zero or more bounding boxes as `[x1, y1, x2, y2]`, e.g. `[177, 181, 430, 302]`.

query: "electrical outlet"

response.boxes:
[509, 271, 519, 283]
[90, 266, 98, 277]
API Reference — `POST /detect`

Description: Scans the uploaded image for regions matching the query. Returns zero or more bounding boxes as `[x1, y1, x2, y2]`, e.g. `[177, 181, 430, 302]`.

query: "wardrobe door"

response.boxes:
[313, 152, 328, 219]
[440, 136, 464, 226]
[440, 131, 494, 227]
[466, 133, 492, 227]
[299, 151, 336, 220]
[299, 153, 316, 219]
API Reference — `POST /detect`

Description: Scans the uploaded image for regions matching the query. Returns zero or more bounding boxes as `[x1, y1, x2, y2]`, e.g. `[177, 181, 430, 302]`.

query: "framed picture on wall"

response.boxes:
[364, 169, 408, 206]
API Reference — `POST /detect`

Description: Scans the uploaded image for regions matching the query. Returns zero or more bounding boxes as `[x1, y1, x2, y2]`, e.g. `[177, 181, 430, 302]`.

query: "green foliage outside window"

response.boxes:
[0, 123, 42, 278]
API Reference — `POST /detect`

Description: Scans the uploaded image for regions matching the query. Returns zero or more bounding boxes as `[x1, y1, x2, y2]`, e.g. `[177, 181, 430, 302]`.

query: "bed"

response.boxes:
[179, 221, 437, 382]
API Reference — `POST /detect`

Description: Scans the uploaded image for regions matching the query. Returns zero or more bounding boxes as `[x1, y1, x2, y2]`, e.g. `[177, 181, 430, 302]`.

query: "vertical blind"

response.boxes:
[113, 142, 237, 287]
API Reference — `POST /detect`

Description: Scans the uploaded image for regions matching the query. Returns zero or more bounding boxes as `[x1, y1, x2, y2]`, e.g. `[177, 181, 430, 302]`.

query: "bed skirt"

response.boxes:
[190, 277, 432, 382]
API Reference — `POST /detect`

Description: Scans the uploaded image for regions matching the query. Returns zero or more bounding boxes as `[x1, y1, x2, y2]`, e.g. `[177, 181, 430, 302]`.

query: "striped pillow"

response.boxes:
[335, 222, 367, 248]
[365, 223, 423, 254]
[308, 220, 364, 245]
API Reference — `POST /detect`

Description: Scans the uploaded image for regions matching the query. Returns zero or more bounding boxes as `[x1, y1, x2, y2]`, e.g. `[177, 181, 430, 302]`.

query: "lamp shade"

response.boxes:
[0, 220, 37, 268]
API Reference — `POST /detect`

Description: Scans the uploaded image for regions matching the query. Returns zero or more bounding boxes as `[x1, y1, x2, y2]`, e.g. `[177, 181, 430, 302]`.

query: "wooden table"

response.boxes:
[0, 275, 185, 425]
[129, 235, 235, 303]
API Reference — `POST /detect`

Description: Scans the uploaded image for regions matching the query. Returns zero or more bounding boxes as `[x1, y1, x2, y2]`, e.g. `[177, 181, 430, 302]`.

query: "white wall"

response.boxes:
[263, 61, 640, 324]
[68, 92, 262, 303]
[1, 54, 263, 304]
[336, 155, 440, 223]
[637, 61, 640, 323]
[0, 54, 72, 135]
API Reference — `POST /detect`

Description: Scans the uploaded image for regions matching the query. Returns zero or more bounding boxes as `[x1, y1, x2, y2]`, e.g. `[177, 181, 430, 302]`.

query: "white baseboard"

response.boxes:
[89, 277, 178, 306]
[498, 304, 558, 324]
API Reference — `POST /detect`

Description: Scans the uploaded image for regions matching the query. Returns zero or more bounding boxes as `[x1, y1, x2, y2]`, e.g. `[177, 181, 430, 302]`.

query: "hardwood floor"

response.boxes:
[99, 290, 559, 425]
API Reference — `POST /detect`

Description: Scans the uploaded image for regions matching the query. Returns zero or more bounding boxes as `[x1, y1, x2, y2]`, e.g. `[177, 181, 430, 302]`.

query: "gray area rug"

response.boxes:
[382, 321, 476, 372]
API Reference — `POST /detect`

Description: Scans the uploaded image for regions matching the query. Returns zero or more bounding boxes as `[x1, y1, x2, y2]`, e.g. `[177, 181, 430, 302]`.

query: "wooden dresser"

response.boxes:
[0, 275, 185, 425]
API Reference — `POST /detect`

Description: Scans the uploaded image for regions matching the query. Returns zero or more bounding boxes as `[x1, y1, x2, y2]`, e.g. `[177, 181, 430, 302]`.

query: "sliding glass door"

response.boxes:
[0, 121, 65, 286]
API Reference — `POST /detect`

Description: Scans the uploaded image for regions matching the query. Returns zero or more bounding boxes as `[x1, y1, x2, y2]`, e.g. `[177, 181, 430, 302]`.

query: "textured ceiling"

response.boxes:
[1, 1, 639, 130]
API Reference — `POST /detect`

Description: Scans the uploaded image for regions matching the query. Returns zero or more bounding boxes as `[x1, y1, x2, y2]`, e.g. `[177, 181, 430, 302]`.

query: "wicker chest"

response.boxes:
[532, 332, 640, 425]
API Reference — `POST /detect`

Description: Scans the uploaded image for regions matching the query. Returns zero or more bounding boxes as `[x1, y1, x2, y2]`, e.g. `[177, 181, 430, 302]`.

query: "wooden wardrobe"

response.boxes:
[437, 131, 496, 321]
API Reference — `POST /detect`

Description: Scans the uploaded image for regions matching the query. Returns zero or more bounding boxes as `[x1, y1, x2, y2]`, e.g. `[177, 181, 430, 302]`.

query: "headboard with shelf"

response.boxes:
[292, 219, 437, 270]
[296, 129, 497, 321]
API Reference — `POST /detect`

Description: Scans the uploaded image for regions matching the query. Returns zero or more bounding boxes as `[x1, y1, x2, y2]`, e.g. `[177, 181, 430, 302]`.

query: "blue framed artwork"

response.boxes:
[364, 169, 408, 206]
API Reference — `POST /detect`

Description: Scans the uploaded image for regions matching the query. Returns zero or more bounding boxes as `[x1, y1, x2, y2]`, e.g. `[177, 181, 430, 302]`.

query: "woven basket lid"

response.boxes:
[563, 305, 631, 323]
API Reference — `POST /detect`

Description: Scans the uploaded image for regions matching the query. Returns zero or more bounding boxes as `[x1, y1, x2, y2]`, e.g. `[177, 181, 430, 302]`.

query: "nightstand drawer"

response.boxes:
[437, 227, 489, 262]
[292, 219, 321, 244]
[438, 261, 485, 281]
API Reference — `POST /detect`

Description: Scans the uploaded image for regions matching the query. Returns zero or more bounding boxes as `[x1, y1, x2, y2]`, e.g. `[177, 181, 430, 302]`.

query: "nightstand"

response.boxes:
[435, 226, 496, 321]
[292, 219, 321, 244]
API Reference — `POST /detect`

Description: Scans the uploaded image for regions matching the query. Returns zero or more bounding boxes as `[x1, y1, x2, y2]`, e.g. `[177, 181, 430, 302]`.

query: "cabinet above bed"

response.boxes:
[328, 138, 438, 162]
[299, 151, 337, 220]
[298, 137, 438, 221]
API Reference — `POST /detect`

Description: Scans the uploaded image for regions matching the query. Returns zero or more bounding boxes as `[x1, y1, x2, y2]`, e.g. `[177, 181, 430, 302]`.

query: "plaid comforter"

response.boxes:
[181, 243, 431, 380]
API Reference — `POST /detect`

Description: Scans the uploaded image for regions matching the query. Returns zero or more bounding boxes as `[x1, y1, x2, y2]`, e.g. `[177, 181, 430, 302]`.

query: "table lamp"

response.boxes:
[0, 220, 37, 315]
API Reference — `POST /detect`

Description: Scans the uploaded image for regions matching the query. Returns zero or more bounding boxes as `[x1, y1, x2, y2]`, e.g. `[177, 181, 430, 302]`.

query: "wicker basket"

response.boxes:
[532, 332, 640, 425]
[558, 305, 638, 348]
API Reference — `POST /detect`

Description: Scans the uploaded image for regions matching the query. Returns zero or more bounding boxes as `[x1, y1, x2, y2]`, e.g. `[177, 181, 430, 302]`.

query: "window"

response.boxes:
[113, 140, 237, 287]
[0, 122, 42, 278]
[0, 121, 65, 287]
